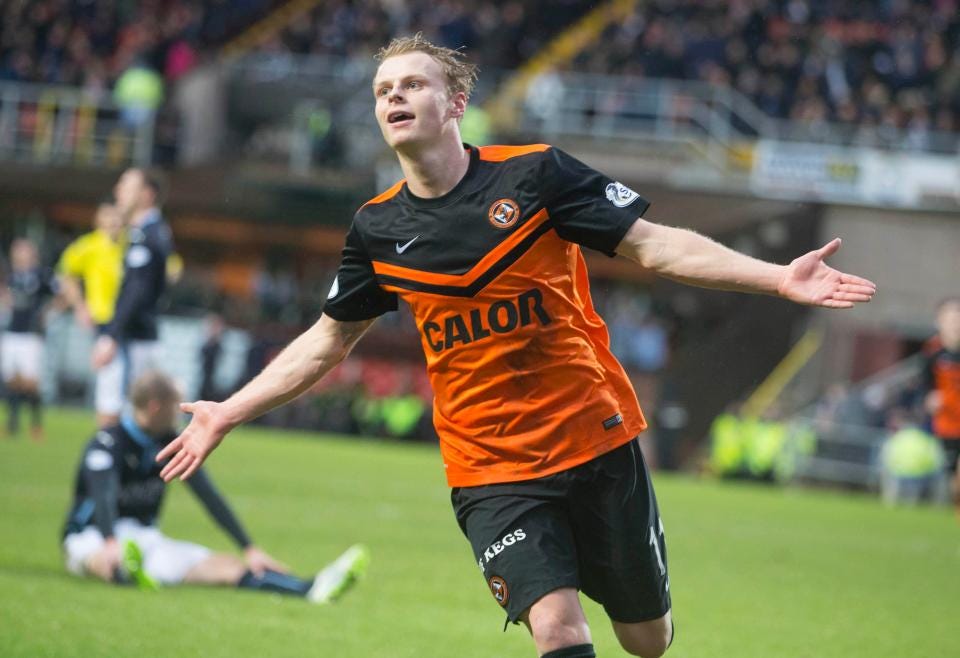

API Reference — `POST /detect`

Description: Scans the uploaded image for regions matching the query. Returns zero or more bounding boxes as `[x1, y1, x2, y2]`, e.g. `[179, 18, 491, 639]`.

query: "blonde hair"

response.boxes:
[375, 33, 478, 99]
[130, 371, 181, 410]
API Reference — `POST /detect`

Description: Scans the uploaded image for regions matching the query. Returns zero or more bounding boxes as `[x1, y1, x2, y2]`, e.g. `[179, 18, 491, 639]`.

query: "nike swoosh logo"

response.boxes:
[395, 236, 420, 254]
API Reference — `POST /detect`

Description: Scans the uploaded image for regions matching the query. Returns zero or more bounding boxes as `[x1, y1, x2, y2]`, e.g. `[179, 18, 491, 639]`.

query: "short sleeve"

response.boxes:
[323, 223, 398, 321]
[58, 240, 86, 277]
[540, 147, 650, 257]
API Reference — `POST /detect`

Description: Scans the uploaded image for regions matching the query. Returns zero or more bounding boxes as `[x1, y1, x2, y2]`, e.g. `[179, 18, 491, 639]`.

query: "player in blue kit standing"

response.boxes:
[1, 238, 58, 440]
[92, 168, 172, 406]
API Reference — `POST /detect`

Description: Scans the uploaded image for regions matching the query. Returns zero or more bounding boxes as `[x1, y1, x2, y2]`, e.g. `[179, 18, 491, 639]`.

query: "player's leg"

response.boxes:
[611, 611, 673, 658]
[128, 340, 162, 385]
[2, 333, 21, 436]
[519, 588, 594, 656]
[452, 480, 593, 656]
[183, 553, 247, 585]
[175, 538, 369, 601]
[94, 349, 124, 427]
[182, 551, 312, 595]
[941, 441, 960, 515]
[20, 334, 44, 440]
[4, 385, 22, 436]
[63, 527, 129, 584]
[568, 438, 673, 657]
[950, 450, 960, 516]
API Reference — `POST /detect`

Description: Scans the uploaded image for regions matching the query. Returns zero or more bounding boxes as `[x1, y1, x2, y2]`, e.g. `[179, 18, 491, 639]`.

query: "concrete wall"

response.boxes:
[816, 205, 960, 335]
[802, 205, 959, 387]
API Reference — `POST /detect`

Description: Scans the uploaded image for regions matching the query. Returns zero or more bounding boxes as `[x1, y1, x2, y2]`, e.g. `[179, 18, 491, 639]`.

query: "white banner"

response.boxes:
[750, 140, 959, 209]
[751, 141, 861, 201]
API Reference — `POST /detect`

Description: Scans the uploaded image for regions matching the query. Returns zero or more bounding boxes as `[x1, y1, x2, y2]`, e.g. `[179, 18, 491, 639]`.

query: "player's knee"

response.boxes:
[614, 617, 672, 658]
[526, 594, 591, 652]
[618, 633, 670, 658]
[533, 620, 589, 655]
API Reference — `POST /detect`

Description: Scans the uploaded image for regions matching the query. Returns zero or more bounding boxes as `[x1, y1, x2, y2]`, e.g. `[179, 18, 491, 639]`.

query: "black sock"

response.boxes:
[6, 391, 20, 434]
[541, 644, 596, 658]
[237, 569, 312, 596]
[26, 392, 41, 430]
[112, 566, 132, 585]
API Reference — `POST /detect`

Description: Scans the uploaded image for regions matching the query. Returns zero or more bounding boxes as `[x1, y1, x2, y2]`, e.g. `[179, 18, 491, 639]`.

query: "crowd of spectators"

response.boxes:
[5, 0, 959, 154]
[0, 0, 595, 91]
[266, 0, 593, 72]
[0, 0, 272, 90]
[584, 0, 960, 149]
[262, 0, 960, 148]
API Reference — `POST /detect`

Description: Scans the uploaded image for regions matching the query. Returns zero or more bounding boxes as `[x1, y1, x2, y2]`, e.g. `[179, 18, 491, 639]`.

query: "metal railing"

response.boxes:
[286, 64, 959, 174]
[781, 354, 929, 489]
[514, 71, 960, 156]
[785, 418, 885, 488]
[0, 82, 155, 167]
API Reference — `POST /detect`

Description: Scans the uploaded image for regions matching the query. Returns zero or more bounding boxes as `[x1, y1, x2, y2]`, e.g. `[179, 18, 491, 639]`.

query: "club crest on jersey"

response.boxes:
[605, 181, 639, 208]
[487, 198, 520, 229]
[488, 576, 509, 606]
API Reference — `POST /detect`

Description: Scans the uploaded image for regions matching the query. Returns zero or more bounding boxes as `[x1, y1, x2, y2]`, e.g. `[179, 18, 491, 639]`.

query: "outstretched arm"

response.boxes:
[157, 314, 376, 481]
[185, 468, 253, 548]
[615, 218, 876, 308]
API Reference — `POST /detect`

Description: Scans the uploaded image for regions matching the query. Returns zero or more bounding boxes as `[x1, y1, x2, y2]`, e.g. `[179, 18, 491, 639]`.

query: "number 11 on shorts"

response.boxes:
[649, 517, 666, 581]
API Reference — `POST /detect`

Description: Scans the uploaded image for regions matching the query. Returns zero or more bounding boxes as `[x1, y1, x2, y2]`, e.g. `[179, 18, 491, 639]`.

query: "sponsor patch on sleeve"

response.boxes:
[85, 449, 114, 471]
[126, 244, 152, 268]
[604, 182, 640, 208]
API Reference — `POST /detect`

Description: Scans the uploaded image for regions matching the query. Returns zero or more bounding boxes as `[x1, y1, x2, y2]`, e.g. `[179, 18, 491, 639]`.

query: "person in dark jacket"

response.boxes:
[62, 370, 368, 602]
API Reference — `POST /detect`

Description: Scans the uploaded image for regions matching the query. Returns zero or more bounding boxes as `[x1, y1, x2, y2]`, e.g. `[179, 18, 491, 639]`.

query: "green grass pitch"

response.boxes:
[0, 407, 957, 657]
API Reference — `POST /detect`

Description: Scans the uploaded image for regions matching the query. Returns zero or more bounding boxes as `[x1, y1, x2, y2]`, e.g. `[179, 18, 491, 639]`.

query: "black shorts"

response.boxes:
[451, 438, 671, 625]
[941, 439, 960, 473]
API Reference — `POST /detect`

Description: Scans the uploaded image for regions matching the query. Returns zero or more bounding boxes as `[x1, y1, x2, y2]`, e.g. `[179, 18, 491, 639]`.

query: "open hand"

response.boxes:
[156, 401, 230, 482]
[777, 238, 876, 308]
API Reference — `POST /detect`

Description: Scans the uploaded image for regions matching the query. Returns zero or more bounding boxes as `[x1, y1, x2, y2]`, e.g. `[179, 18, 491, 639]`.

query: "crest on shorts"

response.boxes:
[487, 198, 520, 229]
[488, 575, 509, 606]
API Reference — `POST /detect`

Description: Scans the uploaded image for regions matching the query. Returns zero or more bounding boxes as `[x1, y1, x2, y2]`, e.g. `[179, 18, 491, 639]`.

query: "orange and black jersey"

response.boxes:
[324, 144, 649, 486]
[923, 341, 960, 440]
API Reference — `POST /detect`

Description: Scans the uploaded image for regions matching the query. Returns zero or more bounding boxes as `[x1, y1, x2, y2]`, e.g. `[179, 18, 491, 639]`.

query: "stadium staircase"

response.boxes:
[484, 0, 640, 132]
[220, 0, 325, 59]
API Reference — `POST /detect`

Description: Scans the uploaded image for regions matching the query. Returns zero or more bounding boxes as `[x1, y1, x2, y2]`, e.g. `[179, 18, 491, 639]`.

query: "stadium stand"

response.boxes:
[0, 0, 275, 87]
[585, 0, 960, 150]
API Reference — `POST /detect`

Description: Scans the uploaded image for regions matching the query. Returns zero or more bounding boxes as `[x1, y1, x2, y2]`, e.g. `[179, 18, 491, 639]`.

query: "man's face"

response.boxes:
[10, 240, 37, 271]
[95, 204, 123, 240]
[938, 301, 960, 351]
[143, 397, 180, 437]
[373, 52, 465, 150]
[113, 169, 149, 219]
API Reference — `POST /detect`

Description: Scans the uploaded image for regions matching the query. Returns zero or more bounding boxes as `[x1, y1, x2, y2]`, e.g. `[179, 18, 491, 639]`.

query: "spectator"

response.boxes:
[198, 313, 226, 402]
[113, 60, 164, 129]
[879, 410, 947, 506]
[921, 297, 960, 510]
